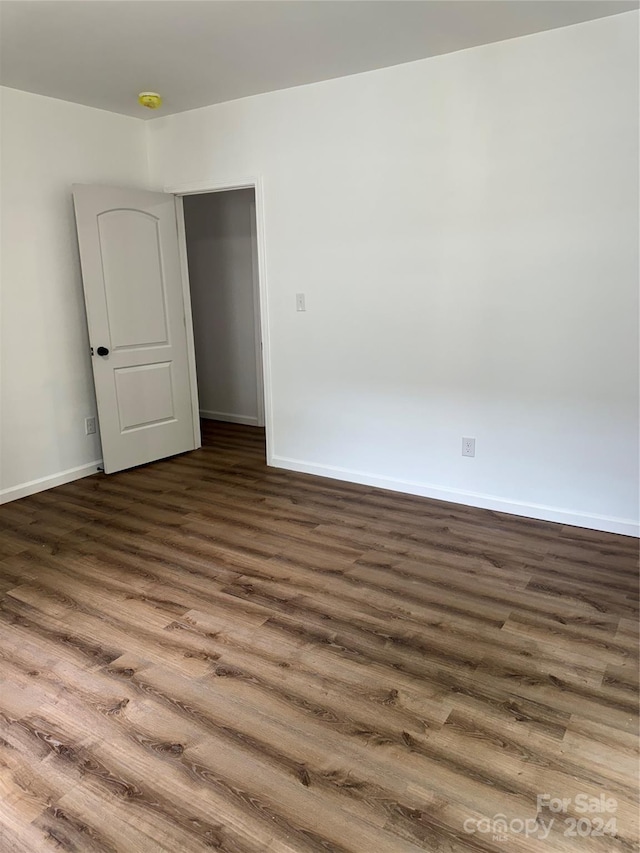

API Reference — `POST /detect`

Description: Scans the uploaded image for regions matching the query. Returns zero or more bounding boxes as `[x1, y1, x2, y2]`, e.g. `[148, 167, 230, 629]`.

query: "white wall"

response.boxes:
[148, 13, 639, 535]
[183, 190, 261, 426]
[0, 87, 148, 500]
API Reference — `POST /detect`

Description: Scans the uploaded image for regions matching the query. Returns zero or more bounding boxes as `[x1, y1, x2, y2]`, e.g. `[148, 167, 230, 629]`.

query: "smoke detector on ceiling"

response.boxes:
[138, 92, 162, 110]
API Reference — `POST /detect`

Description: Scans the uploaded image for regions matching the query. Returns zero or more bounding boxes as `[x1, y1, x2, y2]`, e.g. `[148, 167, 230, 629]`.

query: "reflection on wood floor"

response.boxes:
[0, 420, 638, 852]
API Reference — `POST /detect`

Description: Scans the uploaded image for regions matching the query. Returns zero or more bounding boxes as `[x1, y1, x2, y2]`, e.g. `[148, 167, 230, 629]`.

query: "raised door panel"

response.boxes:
[97, 209, 169, 350]
[114, 362, 176, 432]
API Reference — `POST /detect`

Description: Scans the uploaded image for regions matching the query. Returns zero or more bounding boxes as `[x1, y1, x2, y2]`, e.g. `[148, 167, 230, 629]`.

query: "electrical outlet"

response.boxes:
[85, 416, 97, 436]
[462, 437, 475, 457]
[296, 293, 306, 312]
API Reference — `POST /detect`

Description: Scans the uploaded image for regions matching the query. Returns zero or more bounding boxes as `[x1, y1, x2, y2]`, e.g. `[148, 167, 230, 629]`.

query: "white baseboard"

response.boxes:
[200, 410, 260, 426]
[3, 450, 635, 537]
[0, 460, 103, 505]
[270, 455, 639, 538]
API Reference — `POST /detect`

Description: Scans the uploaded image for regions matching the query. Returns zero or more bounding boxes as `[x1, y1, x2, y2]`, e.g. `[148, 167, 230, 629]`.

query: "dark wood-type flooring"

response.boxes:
[0, 421, 638, 852]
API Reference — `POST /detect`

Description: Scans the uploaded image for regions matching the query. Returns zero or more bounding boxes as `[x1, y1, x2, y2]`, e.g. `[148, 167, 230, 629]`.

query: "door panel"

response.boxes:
[73, 185, 197, 474]
[114, 362, 176, 432]
[98, 209, 169, 349]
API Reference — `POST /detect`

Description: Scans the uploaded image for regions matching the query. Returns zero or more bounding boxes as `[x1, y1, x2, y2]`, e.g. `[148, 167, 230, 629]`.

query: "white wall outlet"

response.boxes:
[85, 416, 97, 436]
[462, 437, 475, 457]
[296, 293, 306, 312]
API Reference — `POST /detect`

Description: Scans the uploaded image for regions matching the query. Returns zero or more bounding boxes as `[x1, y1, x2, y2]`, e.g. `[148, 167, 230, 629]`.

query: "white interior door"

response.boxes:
[73, 184, 198, 474]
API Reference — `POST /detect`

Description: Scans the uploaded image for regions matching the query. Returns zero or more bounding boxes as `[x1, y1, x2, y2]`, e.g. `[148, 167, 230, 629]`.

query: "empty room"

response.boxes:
[0, 1, 638, 851]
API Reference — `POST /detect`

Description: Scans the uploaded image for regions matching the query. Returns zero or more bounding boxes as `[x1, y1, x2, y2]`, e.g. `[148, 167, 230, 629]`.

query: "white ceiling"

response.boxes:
[1, 1, 637, 119]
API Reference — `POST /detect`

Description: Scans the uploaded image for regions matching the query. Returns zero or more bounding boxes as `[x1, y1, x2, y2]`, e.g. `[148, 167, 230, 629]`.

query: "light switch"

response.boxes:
[296, 293, 306, 312]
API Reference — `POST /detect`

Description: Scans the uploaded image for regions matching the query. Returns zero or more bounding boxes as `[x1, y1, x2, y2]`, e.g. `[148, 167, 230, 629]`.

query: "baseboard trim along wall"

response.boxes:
[200, 410, 259, 426]
[270, 455, 640, 538]
[0, 460, 103, 505]
[2, 449, 636, 536]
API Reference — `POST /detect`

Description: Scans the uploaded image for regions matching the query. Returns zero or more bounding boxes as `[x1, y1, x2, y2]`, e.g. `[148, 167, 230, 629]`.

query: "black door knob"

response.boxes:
[96, 346, 109, 356]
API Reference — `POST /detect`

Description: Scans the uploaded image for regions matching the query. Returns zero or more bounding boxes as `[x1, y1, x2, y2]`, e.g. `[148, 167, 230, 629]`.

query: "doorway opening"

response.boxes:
[181, 188, 266, 461]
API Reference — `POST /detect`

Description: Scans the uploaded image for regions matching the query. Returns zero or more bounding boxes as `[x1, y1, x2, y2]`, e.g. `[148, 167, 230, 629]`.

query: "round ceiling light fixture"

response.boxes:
[138, 92, 162, 110]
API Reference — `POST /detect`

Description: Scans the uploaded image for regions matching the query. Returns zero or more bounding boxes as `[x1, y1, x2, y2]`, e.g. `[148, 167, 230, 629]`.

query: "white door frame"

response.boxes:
[249, 195, 266, 429]
[168, 176, 272, 462]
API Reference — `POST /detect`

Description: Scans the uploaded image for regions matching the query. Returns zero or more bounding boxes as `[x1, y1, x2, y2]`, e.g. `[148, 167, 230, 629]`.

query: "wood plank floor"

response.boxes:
[0, 420, 638, 853]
